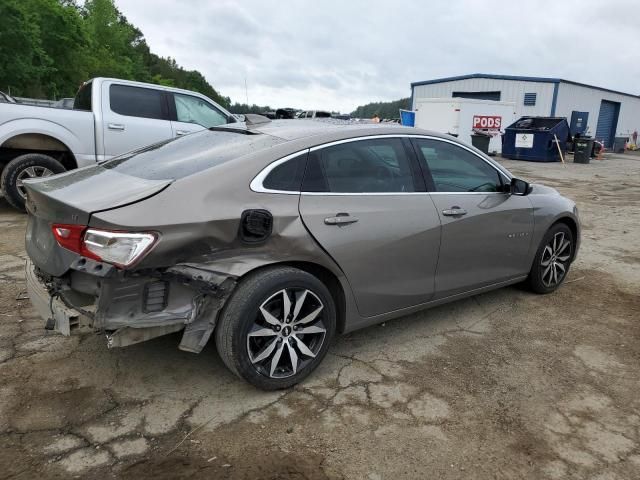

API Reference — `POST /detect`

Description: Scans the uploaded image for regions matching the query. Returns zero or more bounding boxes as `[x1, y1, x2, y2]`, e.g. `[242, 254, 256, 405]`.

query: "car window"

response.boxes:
[262, 153, 307, 191]
[74, 81, 92, 111]
[110, 84, 165, 120]
[415, 139, 503, 192]
[173, 93, 228, 128]
[308, 138, 416, 193]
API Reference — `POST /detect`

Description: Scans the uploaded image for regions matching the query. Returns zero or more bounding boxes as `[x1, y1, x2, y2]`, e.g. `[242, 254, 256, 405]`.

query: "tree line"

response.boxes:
[351, 98, 410, 119]
[0, 0, 410, 116]
[0, 0, 240, 109]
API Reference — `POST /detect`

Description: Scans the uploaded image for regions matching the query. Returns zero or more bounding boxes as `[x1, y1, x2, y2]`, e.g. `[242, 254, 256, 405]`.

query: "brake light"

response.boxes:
[51, 224, 99, 260]
[51, 224, 157, 268]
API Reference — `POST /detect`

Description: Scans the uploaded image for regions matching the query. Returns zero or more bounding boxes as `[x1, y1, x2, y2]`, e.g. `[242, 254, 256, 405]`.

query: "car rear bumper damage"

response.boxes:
[25, 259, 236, 353]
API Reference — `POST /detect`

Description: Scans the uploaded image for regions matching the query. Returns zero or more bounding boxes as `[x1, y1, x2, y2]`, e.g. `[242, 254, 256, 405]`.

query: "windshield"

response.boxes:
[101, 130, 283, 180]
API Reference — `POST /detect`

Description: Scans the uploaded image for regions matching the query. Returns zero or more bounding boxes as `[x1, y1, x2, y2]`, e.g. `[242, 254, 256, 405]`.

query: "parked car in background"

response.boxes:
[275, 108, 297, 119]
[0, 77, 236, 211]
[297, 110, 332, 119]
[24, 119, 580, 390]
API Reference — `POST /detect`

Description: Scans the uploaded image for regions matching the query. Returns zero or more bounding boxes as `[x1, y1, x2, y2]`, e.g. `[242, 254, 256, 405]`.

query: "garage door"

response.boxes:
[595, 100, 620, 148]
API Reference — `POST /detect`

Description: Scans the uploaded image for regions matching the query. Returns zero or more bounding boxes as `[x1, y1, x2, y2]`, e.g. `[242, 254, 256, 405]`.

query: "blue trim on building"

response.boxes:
[550, 83, 559, 116]
[410, 73, 640, 100]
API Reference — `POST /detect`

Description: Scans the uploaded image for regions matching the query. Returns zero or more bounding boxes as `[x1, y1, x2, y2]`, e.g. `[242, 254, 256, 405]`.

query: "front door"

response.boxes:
[298, 137, 441, 317]
[169, 92, 230, 138]
[412, 137, 534, 299]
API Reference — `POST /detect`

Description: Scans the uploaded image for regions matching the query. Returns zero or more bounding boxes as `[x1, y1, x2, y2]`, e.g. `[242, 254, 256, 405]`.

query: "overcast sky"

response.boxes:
[115, 0, 639, 113]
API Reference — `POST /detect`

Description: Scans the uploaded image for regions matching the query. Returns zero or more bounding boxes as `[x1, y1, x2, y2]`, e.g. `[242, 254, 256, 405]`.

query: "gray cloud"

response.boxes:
[115, 0, 640, 112]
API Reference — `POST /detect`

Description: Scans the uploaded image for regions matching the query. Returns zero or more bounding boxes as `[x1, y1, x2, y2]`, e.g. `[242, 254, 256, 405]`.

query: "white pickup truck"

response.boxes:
[0, 77, 236, 210]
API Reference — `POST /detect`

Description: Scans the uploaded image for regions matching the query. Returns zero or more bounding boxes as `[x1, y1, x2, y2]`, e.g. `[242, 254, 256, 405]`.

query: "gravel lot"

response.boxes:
[1, 152, 639, 480]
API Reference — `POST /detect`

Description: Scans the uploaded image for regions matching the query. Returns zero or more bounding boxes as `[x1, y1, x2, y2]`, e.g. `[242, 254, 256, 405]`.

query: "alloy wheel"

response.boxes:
[247, 288, 326, 379]
[16, 166, 54, 198]
[540, 231, 572, 287]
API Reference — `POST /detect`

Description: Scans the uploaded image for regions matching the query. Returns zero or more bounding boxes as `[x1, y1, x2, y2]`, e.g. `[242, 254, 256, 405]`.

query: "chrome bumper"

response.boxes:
[25, 260, 80, 336]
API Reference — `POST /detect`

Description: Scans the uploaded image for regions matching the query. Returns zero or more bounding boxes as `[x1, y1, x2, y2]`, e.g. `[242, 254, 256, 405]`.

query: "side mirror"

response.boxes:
[510, 177, 531, 196]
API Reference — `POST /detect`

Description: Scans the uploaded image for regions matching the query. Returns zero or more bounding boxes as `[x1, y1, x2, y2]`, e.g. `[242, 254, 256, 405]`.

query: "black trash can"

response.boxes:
[613, 136, 627, 153]
[471, 133, 491, 154]
[574, 138, 594, 164]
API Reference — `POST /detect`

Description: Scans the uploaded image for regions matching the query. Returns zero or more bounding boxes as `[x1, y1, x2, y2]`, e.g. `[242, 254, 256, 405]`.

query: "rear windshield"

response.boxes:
[101, 130, 283, 180]
[74, 81, 92, 111]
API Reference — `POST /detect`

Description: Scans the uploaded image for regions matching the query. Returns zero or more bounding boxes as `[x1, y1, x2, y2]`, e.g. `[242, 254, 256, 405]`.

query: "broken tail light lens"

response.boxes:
[83, 229, 157, 268]
[52, 224, 157, 268]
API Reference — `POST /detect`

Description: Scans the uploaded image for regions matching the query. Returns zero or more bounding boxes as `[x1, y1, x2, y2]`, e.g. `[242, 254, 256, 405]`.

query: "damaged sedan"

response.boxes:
[24, 118, 580, 390]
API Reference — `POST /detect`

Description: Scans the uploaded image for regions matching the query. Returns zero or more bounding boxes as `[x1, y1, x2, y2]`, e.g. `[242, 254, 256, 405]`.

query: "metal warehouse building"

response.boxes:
[410, 73, 640, 148]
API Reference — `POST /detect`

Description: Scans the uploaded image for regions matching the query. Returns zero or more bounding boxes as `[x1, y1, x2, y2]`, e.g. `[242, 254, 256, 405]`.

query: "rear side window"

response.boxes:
[110, 84, 166, 120]
[304, 138, 417, 193]
[263, 153, 307, 191]
[74, 82, 92, 111]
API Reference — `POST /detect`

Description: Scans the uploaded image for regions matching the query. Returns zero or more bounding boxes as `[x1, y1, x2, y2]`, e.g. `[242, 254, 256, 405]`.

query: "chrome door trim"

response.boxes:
[250, 134, 513, 195]
[250, 149, 309, 194]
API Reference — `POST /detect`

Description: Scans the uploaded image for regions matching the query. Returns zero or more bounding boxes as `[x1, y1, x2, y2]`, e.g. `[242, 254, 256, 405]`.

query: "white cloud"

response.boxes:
[115, 0, 640, 112]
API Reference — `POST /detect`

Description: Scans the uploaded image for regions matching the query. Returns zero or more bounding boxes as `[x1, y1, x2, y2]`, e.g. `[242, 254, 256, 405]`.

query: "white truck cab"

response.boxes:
[0, 77, 235, 210]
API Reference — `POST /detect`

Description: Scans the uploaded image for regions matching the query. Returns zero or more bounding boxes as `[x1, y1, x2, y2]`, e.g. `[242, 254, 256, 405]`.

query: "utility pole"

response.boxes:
[244, 77, 249, 106]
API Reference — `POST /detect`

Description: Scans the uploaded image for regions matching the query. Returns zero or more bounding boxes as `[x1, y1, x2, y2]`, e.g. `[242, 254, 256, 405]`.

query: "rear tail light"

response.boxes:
[52, 224, 157, 268]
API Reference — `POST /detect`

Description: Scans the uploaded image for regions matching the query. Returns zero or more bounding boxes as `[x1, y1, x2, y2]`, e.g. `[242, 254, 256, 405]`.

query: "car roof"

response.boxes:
[227, 119, 451, 144]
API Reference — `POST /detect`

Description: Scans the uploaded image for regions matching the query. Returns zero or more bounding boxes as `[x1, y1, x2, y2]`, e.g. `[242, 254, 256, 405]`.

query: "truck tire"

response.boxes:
[1, 153, 65, 211]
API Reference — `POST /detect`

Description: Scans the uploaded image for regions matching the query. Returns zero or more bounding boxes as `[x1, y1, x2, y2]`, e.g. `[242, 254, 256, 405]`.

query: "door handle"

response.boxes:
[442, 207, 467, 216]
[107, 123, 125, 131]
[324, 213, 359, 225]
[175, 130, 190, 136]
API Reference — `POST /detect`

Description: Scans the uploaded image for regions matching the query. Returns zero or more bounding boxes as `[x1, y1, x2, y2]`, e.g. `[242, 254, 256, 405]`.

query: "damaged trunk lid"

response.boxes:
[24, 165, 171, 277]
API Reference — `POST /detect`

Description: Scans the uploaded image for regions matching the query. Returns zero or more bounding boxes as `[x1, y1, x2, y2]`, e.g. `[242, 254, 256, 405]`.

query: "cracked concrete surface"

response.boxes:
[1, 153, 639, 479]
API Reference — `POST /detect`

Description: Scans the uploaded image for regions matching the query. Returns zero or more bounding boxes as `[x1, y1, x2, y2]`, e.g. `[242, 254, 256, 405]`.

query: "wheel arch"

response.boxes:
[550, 216, 579, 262]
[0, 133, 77, 170]
[237, 260, 348, 334]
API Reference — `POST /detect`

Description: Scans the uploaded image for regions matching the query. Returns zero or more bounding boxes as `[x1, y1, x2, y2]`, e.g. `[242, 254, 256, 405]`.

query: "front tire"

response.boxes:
[1, 153, 65, 211]
[527, 223, 574, 294]
[215, 266, 336, 390]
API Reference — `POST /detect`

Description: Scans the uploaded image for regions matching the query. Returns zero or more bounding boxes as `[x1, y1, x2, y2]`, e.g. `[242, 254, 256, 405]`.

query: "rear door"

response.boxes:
[298, 137, 441, 318]
[168, 92, 230, 137]
[412, 137, 534, 299]
[101, 82, 173, 158]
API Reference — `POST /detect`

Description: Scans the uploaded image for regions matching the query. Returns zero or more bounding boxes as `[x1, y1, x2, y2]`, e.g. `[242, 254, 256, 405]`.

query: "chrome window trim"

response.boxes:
[250, 134, 513, 195]
[250, 149, 310, 194]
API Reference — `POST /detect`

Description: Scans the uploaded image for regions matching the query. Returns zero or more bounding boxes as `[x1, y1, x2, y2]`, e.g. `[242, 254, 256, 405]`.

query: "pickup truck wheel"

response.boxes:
[1, 153, 65, 211]
[215, 266, 336, 390]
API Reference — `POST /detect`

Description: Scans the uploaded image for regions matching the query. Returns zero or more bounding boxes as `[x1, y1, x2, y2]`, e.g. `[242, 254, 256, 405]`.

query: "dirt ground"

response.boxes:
[1, 152, 639, 480]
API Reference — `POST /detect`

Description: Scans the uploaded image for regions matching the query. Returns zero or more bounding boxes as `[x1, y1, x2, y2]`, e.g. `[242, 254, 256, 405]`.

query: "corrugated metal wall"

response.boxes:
[411, 78, 555, 119]
[554, 83, 640, 140]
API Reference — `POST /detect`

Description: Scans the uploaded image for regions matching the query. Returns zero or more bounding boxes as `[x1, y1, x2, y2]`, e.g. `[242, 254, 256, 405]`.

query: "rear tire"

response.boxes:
[215, 266, 336, 390]
[1, 153, 65, 211]
[527, 223, 574, 294]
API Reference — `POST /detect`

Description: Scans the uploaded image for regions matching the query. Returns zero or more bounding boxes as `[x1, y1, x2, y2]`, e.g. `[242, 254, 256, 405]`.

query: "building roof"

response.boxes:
[411, 73, 640, 99]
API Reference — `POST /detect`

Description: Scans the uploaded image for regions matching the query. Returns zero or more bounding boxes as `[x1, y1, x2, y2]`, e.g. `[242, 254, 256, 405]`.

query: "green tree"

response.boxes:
[0, 0, 49, 97]
[0, 0, 238, 107]
[351, 98, 410, 119]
